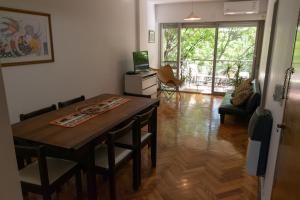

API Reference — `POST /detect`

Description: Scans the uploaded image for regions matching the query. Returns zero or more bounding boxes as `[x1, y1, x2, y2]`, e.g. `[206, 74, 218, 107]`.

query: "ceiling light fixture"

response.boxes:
[184, 1, 201, 21]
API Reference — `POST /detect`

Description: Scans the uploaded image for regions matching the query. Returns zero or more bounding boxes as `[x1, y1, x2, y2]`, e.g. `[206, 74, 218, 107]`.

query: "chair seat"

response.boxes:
[166, 79, 184, 87]
[116, 131, 152, 146]
[95, 145, 132, 169]
[19, 157, 77, 186]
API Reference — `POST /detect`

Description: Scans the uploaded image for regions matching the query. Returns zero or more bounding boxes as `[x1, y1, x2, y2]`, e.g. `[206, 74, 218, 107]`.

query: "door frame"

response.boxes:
[159, 20, 264, 95]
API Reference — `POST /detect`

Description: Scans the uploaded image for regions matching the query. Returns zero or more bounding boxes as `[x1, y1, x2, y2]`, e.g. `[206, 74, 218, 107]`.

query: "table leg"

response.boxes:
[86, 147, 97, 200]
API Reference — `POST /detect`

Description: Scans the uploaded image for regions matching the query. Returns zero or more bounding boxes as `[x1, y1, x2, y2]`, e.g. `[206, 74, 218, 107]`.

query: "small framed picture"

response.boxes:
[148, 30, 155, 43]
[0, 7, 54, 67]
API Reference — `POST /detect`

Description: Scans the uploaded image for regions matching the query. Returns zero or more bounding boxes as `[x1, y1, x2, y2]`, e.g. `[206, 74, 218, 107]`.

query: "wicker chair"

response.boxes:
[154, 65, 184, 99]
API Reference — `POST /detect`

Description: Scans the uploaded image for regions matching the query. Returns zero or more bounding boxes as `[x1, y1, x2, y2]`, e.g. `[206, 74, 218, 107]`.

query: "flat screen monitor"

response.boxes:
[133, 51, 149, 72]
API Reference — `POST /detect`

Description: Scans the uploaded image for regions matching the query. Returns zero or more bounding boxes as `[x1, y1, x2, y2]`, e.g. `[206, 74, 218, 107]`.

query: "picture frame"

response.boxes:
[148, 30, 155, 43]
[0, 7, 54, 67]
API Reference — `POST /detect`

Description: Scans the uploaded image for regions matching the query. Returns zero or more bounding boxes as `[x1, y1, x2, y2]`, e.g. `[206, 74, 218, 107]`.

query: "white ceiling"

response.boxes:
[148, 0, 252, 5]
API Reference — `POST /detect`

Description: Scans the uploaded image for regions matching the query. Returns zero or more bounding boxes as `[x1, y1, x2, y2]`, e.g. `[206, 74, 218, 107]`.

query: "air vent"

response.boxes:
[224, 1, 260, 15]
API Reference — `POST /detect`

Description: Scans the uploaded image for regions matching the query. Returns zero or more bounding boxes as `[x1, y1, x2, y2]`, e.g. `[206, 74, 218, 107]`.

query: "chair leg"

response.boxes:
[151, 138, 157, 168]
[42, 192, 51, 200]
[103, 174, 109, 181]
[75, 171, 83, 200]
[165, 90, 175, 100]
[177, 91, 182, 99]
[25, 157, 32, 165]
[109, 169, 117, 200]
[157, 89, 162, 98]
[220, 114, 225, 124]
[16, 156, 25, 169]
[55, 187, 62, 195]
[21, 187, 28, 198]
[133, 149, 140, 191]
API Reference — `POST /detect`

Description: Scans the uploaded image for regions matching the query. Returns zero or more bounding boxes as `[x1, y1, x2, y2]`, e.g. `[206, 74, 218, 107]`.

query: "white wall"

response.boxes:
[156, 1, 267, 23]
[0, 0, 138, 123]
[139, 0, 159, 68]
[0, 66, 22, 200]
[259, 0, 300, 199]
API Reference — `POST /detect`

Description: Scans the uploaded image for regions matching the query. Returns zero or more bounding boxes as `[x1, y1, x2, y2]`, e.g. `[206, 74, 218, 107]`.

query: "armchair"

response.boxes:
[154, 65, 184, 98]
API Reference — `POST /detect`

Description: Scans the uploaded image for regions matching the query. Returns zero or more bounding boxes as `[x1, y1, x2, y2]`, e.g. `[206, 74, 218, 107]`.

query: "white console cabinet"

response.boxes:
[125, 71, 158, 98]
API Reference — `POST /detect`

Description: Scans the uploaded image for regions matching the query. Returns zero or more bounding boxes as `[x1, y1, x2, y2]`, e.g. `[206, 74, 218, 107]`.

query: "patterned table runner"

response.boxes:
[50, 97, 129, 128]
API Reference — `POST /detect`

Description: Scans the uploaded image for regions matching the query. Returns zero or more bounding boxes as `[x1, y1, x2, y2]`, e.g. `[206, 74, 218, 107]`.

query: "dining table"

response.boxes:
[12, 93, 160, 200]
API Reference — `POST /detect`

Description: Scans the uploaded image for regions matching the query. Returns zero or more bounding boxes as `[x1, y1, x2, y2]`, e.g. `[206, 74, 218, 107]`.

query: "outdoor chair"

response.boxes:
[154, 65, 184, 99]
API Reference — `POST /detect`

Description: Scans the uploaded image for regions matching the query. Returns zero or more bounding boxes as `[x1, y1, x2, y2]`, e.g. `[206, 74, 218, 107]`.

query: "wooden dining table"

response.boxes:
[12, 94, 159, 200]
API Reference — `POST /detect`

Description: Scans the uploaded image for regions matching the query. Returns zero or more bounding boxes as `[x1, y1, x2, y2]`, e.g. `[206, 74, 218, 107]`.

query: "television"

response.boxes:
[133, 51, 149, 72]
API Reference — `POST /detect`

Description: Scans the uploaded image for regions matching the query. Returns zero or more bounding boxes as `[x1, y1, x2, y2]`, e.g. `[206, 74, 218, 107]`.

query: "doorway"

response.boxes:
[160, 22, 261, 94]
[180, 26, 216, 94]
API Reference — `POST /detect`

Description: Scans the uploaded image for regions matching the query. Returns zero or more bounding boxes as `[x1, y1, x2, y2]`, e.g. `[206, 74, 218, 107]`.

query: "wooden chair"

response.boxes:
[156, 65, 184, 99]
[15, 145, 82, 200]
[20, 104, 57, 121]
[94, 119, 139, 200]
[58, 95, 85, 109]
[115, 107, 157, 186]
[18, 104, 58, 166]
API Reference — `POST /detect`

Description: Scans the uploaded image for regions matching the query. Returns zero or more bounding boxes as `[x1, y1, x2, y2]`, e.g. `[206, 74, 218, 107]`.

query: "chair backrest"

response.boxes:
[108, 119, 138, 141]
[157, 65, 176, 84]
[15, 145, 50, 187]
[137, 107, 156, 128]
[20, 104, 57, 121]
[58, 95, 85, 109]
[106, 119, 138, 168]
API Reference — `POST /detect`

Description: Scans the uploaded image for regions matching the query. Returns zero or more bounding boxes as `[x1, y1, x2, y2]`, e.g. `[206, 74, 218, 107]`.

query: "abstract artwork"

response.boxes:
[0, 7, 54, 67]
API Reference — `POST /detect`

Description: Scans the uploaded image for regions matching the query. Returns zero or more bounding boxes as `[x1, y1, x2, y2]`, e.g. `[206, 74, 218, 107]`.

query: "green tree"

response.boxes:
[162, 26, 257, 84]
[162, 28, 178, 62]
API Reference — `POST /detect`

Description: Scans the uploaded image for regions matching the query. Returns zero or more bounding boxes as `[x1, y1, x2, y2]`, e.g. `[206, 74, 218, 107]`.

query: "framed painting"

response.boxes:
[148, 30, 155, 43]
[0, 7, 54, 67]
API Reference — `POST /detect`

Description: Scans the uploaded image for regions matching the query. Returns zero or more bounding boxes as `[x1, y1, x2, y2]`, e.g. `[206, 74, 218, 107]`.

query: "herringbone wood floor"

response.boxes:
[25, 93, 257, 200]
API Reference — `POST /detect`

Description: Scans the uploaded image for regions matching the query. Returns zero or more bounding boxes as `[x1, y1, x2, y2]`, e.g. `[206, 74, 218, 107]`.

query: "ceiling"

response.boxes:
[148, 0, 253, 5]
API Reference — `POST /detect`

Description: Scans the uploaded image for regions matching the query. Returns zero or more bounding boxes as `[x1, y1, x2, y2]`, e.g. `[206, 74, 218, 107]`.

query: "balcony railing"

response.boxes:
[161, 59, 253, 93]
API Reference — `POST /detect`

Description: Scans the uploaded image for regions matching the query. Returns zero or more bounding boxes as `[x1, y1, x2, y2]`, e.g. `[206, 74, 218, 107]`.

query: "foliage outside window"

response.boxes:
[161, 26, 257, 89]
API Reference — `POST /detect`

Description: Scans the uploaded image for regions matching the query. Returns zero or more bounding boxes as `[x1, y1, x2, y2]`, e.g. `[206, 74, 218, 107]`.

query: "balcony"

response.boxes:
[161, 59, 252, 94]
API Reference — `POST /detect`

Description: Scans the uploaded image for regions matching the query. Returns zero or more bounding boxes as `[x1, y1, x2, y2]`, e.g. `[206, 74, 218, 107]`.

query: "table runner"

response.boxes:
[50, 97, 129, 128]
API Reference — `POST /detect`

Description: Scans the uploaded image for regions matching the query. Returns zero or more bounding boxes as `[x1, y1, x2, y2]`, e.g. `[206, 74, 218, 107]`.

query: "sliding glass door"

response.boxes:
[180, 27, 216, 94]
[161, 25, 179, 78]
[160, 22, 260, 94]
[214, 24, 257, 93]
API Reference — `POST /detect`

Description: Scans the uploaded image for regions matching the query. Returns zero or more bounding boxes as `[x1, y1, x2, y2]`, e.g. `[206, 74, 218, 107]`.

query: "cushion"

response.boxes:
[158, 65, 176, 83]
[94, 144, 132, 169]
[19, 157, 77, 185]
[116, 131, 152, 146]
[218, 79, 261, 116]
[158, 65, 184, 87]
[234, 79, 252, 95]
[232, 88, 253, 106]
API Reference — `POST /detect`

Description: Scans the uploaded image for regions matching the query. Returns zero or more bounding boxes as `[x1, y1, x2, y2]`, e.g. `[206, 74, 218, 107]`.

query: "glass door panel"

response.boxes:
[160, 22, 260, 94]
[161, 25, 179, 77]
[180, 27, 216, 94]
[215, 26, 257, 93]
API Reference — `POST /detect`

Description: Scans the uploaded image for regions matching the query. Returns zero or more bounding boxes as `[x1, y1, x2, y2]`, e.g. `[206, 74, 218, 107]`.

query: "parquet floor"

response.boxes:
[26, 93, 258, 200]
